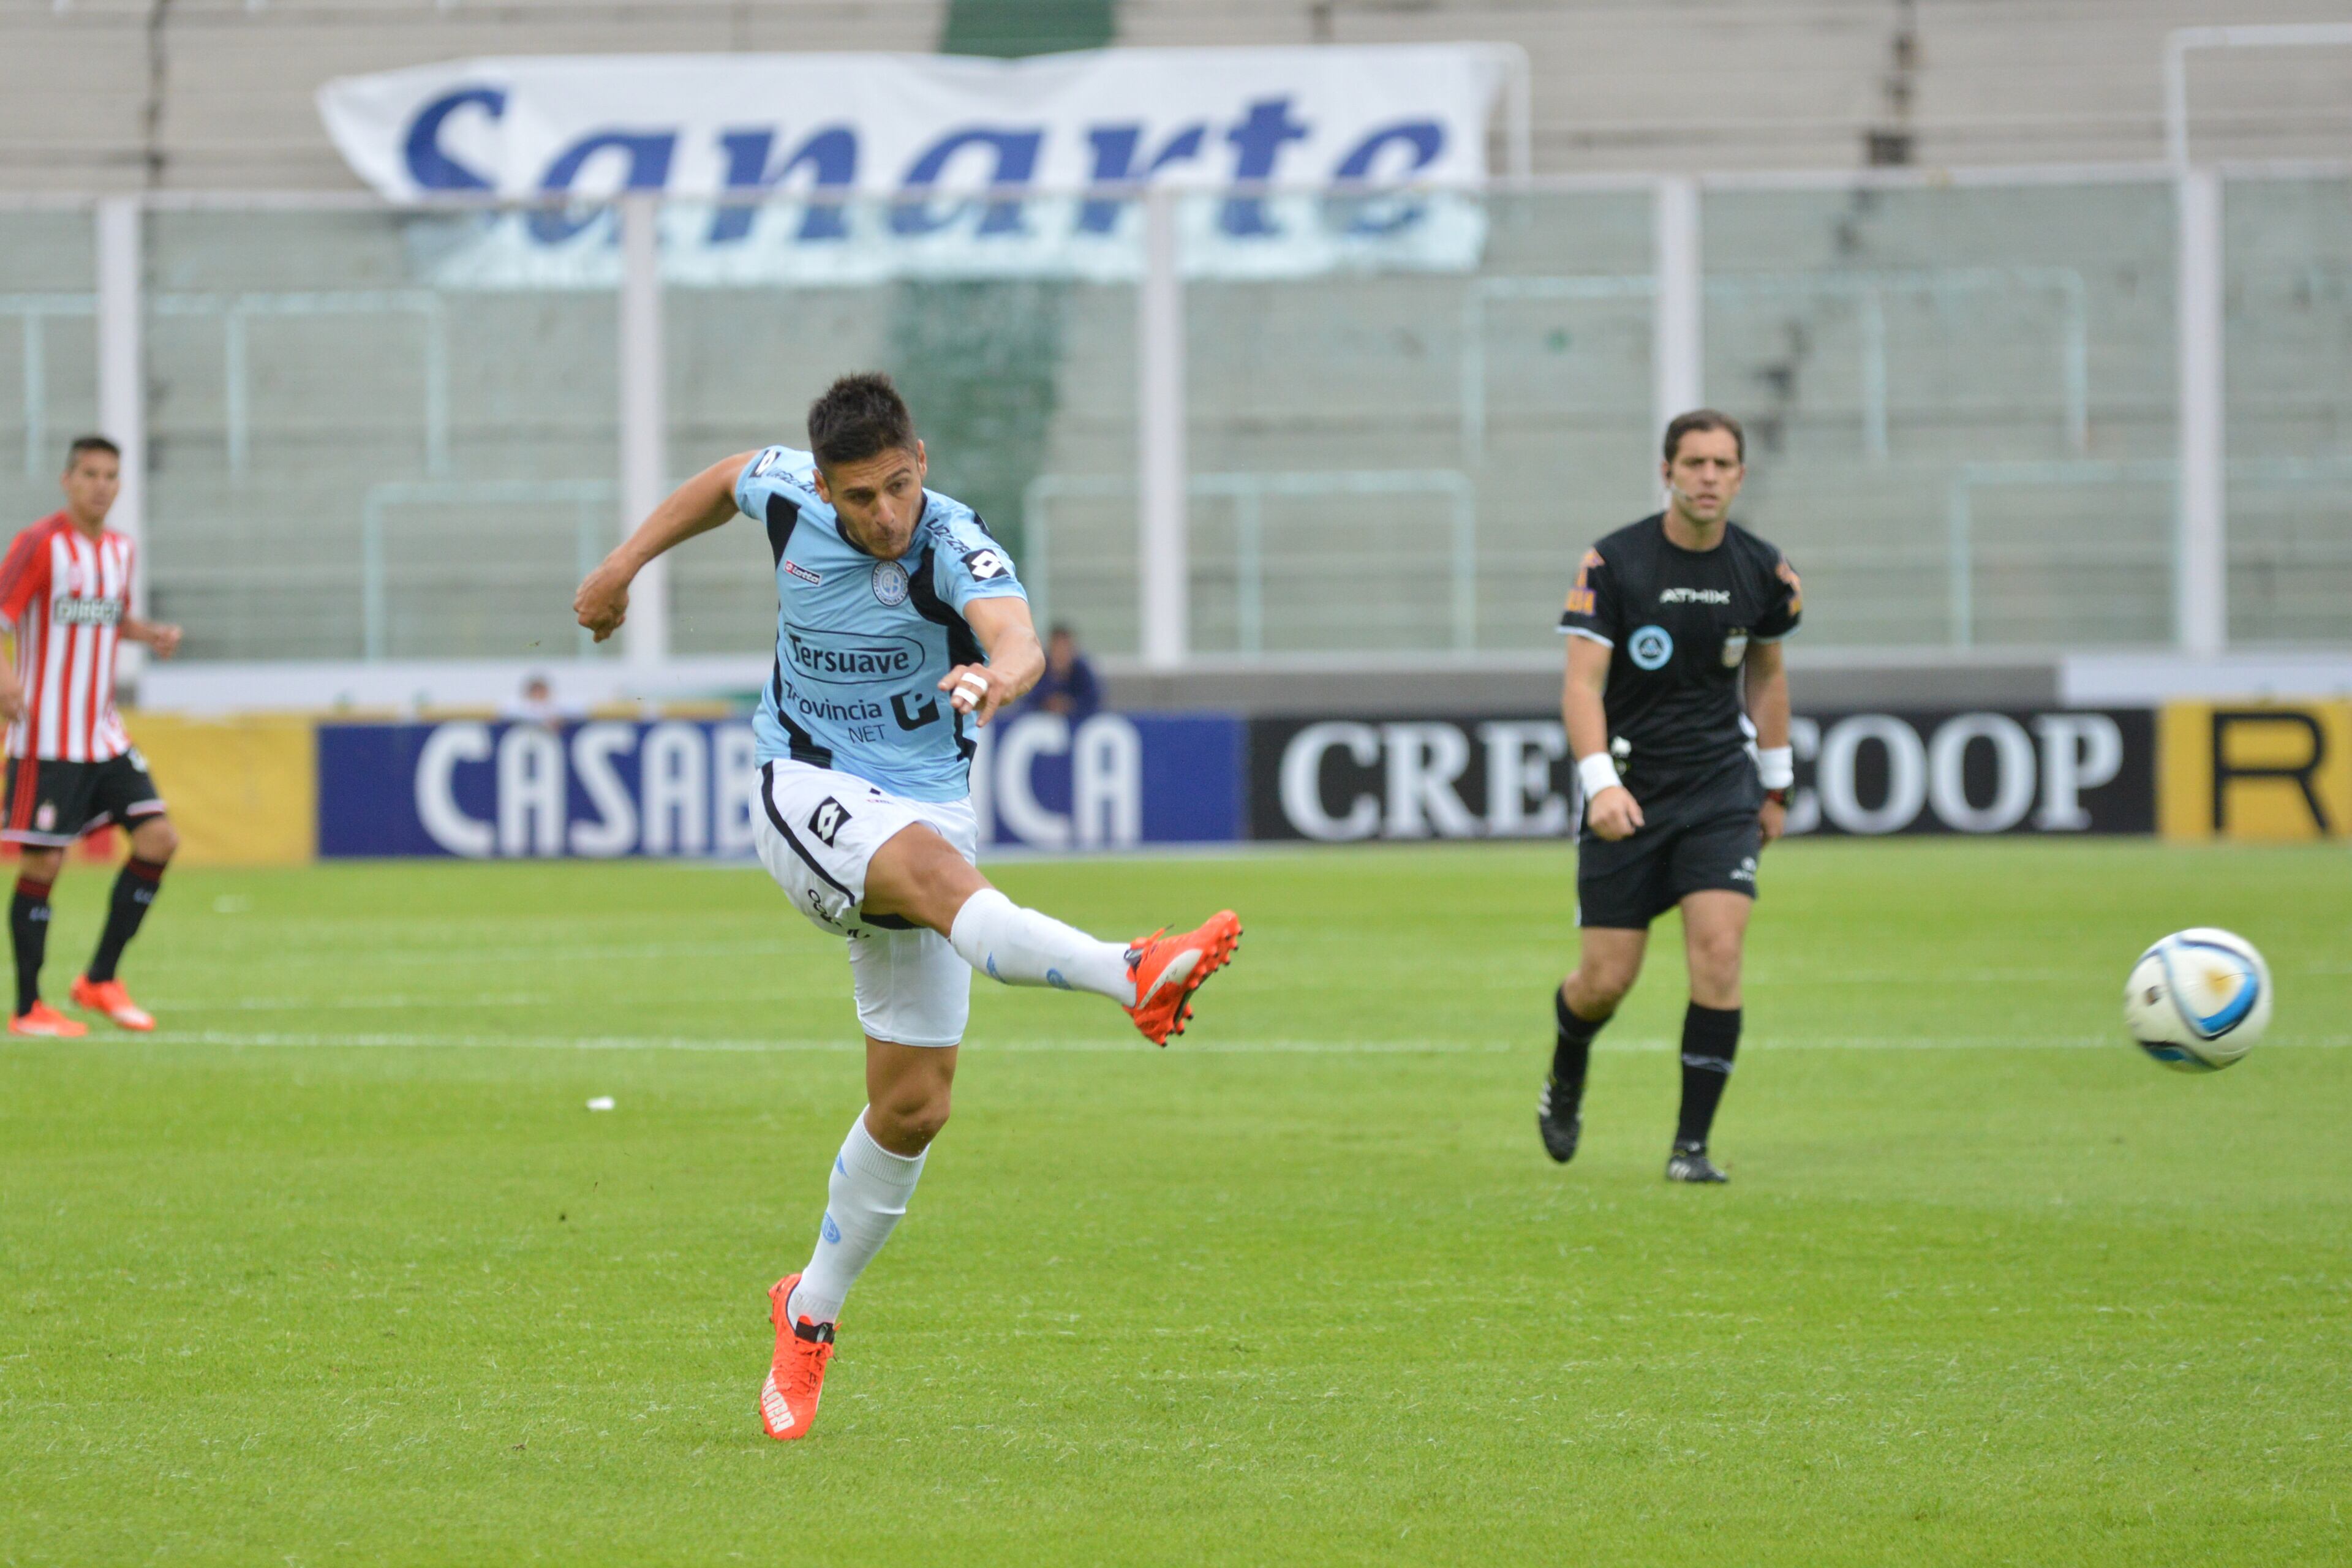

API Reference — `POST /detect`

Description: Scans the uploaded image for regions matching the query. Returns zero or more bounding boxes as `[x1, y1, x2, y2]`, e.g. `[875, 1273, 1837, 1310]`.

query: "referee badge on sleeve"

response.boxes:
[1721, 628, 1749, 667]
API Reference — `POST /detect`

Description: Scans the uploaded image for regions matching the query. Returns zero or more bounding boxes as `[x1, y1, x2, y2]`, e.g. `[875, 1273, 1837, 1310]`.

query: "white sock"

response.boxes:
[786, 1111, 925, 1326]
[948, 888, 1135, 1005]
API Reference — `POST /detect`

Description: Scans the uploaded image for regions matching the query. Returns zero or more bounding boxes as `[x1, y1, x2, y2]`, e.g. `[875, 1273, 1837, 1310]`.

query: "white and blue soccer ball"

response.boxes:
[2123, 928, 2271, 1072]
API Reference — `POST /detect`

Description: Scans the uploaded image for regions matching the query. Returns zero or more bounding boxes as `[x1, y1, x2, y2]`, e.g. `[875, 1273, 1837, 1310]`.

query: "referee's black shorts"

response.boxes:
[1575, 753, 1763, 930]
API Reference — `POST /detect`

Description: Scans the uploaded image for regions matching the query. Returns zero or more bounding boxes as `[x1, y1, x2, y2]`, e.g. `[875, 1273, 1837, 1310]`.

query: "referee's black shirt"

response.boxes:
[1557, 513, 1801, 797]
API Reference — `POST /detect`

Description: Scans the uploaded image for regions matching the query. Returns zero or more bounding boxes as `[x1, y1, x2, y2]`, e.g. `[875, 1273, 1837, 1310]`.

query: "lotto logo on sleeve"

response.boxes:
[1628, 625, 1675, 670]
[962, 548, 1011, 582]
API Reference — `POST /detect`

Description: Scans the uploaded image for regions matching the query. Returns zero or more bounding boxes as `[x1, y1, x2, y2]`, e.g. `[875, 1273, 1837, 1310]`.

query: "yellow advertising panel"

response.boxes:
[121, 714, 317, 865]
[2158, 701, 2352, 842]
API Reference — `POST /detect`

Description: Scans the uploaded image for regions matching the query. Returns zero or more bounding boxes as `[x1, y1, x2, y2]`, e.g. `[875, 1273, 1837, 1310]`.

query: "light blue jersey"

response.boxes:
[735, 445, 1027, 802]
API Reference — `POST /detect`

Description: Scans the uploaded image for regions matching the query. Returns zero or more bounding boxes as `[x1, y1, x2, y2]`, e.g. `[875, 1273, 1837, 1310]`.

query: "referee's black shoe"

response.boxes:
[1537, 1079, 1582, 1164]
[1665, 1140, 1728, 1183]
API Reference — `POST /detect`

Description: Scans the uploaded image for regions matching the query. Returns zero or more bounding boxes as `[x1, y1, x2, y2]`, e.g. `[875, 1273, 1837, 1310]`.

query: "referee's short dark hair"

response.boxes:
[64, 434, 120, 470]
[1663, 409, 1744, 464]
[807, 373, 916, 471]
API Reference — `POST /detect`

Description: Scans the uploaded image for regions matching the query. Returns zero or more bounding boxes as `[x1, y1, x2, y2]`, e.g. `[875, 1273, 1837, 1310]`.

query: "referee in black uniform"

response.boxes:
[1541, 410, 1801, 1183]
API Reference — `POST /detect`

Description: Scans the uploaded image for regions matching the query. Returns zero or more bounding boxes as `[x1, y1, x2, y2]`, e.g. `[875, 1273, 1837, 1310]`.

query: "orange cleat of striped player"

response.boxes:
[759, 1273, 835, 1441]
[1124, 911, 1244, 1046]
[7, 1000, 85, 1038]
[0, 437, 183, 1036]
[70, 975, 154, 1031]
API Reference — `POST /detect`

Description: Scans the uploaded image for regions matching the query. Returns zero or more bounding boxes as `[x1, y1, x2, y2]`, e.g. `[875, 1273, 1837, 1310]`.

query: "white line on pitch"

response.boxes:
[118, 1030, 2352, 1055]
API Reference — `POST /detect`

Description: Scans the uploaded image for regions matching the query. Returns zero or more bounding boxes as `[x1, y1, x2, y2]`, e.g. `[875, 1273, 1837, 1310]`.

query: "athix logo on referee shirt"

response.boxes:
[1659, 587, 1731, 604]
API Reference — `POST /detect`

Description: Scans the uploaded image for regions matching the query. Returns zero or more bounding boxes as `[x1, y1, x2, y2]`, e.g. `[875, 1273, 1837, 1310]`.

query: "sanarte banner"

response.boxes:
[1250, 709, 2156, 842]
[315, 47, 1507, 286]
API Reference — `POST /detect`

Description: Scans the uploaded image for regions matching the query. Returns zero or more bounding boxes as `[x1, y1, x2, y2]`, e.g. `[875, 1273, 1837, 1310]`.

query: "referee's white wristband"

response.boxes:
[1576, 752, 1623, 801]
[1757, 746, 1795, 791]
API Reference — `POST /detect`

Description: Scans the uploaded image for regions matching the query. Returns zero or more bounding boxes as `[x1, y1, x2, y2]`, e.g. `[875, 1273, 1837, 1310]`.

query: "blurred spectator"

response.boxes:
[1023, 624, 1100, 723]
[501, 673, 582, 726]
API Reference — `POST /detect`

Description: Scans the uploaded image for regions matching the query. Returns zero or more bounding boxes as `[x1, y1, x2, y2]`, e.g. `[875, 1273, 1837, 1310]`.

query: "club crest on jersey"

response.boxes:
[1628, 624, 1674, 670]
[1721, 628, 1750, 667]
[870, 560, 910, 606]
[782, 560, 822, 587]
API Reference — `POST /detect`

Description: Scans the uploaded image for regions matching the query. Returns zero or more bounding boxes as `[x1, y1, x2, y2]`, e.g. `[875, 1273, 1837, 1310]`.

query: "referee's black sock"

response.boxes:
[1675, 1002, 1741, 1150]
[12, 875, 53, 1016]
[1551, 987, 1610, 1112]
[86, 858, 167, 986]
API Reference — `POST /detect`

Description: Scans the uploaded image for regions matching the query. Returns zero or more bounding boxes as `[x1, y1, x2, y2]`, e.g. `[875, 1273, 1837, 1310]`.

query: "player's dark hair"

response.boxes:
[63, 434, 120, 470]
[1662, 409, 1744, 464]
[807, 373, 917, 472]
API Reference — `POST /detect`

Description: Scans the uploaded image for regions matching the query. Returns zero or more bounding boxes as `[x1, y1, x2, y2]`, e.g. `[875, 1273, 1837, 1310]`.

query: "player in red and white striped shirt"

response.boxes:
[0, 436, 183, 1037]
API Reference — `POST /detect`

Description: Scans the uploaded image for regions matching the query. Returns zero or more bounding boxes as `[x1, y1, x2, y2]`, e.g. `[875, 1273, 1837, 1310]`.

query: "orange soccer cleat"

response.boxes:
[71, 976, 154, 1032]
[758, 1273, 835, 1442]
[1124, 910, 1243, 1046]
[9, 1001, 88, 1038]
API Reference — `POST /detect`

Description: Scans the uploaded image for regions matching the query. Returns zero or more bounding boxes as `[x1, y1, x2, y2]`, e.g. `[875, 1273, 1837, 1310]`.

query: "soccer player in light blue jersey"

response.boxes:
[574, 373, 1241, 1442]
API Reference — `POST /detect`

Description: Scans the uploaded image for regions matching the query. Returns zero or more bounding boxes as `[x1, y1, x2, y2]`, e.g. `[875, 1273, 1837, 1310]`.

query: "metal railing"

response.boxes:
[1, 288, 451, 480]
[360, 480, 609, 660]
[2, 164, 2348, 670]
[1460, 268, 2090, 469]
[1024, 469, 1479, 655]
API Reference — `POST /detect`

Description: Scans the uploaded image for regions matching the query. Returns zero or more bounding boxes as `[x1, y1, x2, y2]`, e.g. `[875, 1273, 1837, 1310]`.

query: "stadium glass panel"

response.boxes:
[1702, 181, 2178, 650]
[0, 209, 100, 540]
[142, 207, 622, 663]
[660, 195, 1142, 659]
[1176, 187, 1656, 657]
[2224, 174, 2352, 647]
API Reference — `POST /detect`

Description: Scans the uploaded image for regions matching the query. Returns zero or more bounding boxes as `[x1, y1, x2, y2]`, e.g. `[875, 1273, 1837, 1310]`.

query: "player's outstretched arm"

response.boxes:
[1564, 636, 1642, 840]
[574, 451, 755, 642]
[940, 595, 1046, 729]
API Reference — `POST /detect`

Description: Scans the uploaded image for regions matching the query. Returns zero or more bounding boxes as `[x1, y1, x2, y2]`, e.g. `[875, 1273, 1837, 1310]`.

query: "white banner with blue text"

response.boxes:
[317, 46, 1508, 285]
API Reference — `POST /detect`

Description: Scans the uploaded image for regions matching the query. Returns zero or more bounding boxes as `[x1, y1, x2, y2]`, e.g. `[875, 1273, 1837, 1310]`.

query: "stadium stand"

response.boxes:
[0, 2, 2346, 666]
[6, 0, 2351, 190]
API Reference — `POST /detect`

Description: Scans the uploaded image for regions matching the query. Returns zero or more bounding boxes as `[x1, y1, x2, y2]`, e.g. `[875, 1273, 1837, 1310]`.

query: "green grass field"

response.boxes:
[3, 841, 2348, 1566]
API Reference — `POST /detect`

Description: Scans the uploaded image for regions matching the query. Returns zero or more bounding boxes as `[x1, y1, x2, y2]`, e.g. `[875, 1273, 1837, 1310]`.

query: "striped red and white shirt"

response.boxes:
[0, 512, 136, 763]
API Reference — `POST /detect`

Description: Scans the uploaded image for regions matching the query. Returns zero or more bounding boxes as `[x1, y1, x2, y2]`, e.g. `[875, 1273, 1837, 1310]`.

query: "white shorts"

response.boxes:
[753, 759, 978, 1049]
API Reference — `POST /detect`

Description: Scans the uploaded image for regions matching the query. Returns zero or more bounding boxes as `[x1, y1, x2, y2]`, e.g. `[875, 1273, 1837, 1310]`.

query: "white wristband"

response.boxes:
[1757, 745, 1794, 791]
[1577, 752, 1623, 801]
